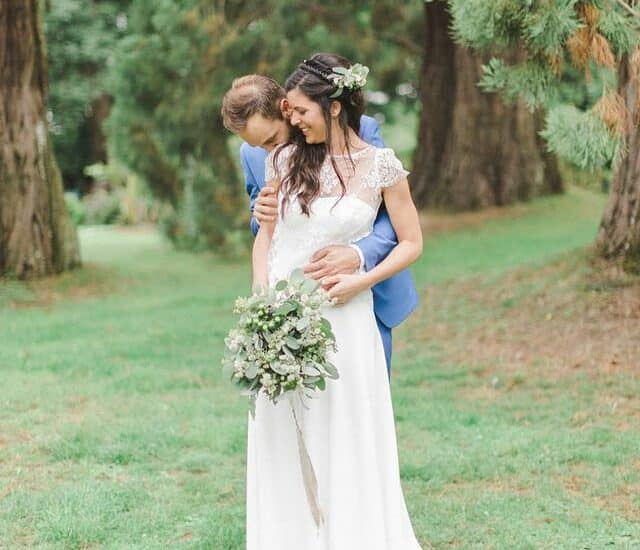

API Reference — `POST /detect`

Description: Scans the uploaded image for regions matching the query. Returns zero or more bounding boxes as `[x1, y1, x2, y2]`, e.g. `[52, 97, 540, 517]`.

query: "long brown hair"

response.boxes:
[275, 53, 366, 216]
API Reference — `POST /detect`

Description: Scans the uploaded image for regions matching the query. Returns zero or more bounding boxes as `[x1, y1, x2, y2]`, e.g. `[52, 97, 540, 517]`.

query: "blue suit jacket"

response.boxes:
[241, 114, 418, 328]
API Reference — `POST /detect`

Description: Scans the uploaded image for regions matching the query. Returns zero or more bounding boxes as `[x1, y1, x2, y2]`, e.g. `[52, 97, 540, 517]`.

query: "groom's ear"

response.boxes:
[280, 98, 291, 119]
[330, 100, 342, 118]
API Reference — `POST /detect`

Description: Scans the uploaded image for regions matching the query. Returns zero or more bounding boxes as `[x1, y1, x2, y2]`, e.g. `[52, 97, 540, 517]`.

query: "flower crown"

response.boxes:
[300, 59, 369, 98]
[328, 63, 369, 98]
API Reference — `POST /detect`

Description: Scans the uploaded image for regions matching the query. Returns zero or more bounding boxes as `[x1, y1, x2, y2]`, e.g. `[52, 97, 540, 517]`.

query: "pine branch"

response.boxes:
[615, 0, 640, 18]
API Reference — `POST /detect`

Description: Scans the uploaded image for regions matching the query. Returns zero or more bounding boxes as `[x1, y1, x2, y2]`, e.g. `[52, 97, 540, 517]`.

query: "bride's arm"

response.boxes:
[252, 179, 279, 292]
[324, 177, 422, 303]
[361, 178, 422, 286]
[252, 215, 276, 291]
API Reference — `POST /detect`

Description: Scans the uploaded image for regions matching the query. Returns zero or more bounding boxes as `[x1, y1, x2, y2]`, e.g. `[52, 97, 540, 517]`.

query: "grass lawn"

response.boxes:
[1, 186, 639, 549]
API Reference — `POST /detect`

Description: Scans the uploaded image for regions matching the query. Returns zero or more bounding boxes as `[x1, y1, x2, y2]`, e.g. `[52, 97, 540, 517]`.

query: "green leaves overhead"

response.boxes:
[449, 0, 529, 50]
[480, 58, 557, 110]
[598, 7, 639, 54]
[522, 1, 581, 55]
[540, 105, 622, 168]
[449, 0, 640, 169]
[44, 0, 128, 183]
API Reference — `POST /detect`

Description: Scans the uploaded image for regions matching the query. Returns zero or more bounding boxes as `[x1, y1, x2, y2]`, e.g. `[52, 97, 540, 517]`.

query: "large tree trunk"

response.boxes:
[596, 53, 640, 273]
[0, 1, 80, 279]
[411, 0, 563, 210]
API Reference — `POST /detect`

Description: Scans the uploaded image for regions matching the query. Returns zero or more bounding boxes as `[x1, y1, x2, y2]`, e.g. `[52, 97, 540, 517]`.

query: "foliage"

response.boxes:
[449, 0, 640, 169]
[44, 0, 128, 186]
[104, 0, 419, 250]
[82, 189, 122, 225]
[480, 58, 557, 110]
[365, 1, 423, 122]
[84, 162, 161, 225]
[64, 191, 86, 226]
[540, 104, 622, 169]
[63, 163, 162, 226]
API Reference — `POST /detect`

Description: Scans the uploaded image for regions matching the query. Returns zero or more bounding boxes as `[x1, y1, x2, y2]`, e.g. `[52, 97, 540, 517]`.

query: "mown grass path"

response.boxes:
[2, 188, 638, 549]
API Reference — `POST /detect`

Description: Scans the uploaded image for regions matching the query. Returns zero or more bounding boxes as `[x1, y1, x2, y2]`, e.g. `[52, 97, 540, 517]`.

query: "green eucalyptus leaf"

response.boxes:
[271, 362, 288, 375]
[296, 316, 310, 331]
[285, 336, 301, 350]
[222, 362, 234, 377]
[323, 362, 339, 379]
[245, 363, 259, 379]
[275, 301, 297, 316]
[302, 364, 320, 376]
[290, 269, 306, 283]
[301, 278, 319, 293]
[249, 395, 256, 419]
[319, 318, 333, 337]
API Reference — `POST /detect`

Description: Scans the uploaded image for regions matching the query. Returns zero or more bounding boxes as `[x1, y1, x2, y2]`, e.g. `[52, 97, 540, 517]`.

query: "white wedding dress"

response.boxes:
[246, 144, 422, 550]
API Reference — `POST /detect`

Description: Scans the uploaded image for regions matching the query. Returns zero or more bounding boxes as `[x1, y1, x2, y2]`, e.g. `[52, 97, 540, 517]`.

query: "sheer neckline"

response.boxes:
[328, 145, 374, 158]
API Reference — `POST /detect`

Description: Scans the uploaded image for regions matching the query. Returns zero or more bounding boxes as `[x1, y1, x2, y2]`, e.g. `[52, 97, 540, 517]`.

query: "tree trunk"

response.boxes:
[411, 0, 563, 210]
[0, 1, 80, 279]
[596, 53, 640, 273]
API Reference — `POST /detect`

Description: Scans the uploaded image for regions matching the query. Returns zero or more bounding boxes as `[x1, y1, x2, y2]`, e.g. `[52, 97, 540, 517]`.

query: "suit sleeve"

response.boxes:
[353, 207, 398, 272]
[355, 117, 395, 269]
[366, 118, 385, 148]
[240, 148, 261, 237]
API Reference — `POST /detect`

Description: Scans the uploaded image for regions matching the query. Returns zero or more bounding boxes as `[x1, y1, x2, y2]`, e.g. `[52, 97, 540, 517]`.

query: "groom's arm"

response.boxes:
[355, 116, 397, 271]
[240, 145, 262, 237]
[353, 207, 398, 272]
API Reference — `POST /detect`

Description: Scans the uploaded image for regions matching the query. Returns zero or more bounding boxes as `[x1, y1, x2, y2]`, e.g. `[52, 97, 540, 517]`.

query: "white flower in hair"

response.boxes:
[329, 63, 369, 98]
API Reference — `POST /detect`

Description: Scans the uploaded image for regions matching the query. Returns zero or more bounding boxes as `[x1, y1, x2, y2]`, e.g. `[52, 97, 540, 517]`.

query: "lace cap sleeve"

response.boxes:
[376, 148, 410, 189]
[265, 144, 293, 183]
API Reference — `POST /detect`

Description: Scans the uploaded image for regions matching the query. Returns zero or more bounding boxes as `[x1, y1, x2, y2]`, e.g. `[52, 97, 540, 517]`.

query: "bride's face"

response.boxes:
[286, 87, 327, 144]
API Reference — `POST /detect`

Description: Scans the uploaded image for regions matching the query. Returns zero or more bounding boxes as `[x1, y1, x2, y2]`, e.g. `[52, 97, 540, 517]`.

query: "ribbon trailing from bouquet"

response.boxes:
[290, 398, 324, 531]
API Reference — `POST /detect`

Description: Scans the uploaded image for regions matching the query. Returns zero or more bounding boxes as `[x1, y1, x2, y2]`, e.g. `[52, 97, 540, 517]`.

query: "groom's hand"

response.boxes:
[304, 245, 361, 287]
[254, 186, 278, 224]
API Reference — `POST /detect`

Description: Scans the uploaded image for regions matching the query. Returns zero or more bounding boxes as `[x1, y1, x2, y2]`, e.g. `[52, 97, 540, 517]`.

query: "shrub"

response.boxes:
[64, 191, 86, 226]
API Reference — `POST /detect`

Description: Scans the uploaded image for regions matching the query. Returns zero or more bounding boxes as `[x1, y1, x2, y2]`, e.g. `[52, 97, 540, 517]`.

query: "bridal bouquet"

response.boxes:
[223, 269, 339, 529]
[222, 269, 339, 417]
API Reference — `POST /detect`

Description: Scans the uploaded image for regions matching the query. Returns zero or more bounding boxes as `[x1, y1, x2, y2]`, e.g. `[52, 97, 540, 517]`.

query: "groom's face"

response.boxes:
[238, 114, 289, 152]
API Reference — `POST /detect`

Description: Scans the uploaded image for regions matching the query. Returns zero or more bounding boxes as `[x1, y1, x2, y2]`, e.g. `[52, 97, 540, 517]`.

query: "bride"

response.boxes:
[248, 53, 423, 550]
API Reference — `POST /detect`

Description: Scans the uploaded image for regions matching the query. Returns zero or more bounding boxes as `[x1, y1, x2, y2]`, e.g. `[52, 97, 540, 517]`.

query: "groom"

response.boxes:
[221, 74, 418, 376]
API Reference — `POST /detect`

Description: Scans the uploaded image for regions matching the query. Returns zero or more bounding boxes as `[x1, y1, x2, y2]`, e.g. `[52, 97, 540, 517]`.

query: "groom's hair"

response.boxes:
[221, 75, 286, 133]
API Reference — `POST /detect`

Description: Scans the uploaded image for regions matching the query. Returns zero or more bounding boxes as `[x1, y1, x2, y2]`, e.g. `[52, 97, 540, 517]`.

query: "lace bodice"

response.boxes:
[265, 144, 408, 284]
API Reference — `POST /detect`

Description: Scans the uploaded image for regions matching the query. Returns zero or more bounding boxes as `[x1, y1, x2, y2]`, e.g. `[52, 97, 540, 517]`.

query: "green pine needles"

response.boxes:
[541, 104, 622, 168]
[449, 0, 640, 169]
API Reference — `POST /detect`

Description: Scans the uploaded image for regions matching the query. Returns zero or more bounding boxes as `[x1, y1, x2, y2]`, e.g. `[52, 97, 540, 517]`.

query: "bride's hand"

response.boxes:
[323, 273, 370, 305]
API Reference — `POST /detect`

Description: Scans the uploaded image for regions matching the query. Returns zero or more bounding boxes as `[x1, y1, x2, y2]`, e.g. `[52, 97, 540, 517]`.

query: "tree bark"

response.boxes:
[411, 0, 563, 210]
[0, 0, 80, 279]
[596, 53, 640, 273]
